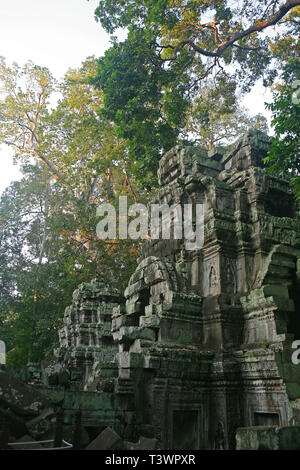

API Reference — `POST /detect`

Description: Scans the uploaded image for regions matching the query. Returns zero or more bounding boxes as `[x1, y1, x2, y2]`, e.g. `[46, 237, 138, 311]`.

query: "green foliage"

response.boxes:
[0, 0, 298, 367]
[94, 30, 190, 188]
[93, 1, 299, 183]
[0, 165, 92, 366]
[0, 58, 56, 162]
[0, 58, 143, 368]
[184, 76, 268, 149]
[264, 60, 300, 201]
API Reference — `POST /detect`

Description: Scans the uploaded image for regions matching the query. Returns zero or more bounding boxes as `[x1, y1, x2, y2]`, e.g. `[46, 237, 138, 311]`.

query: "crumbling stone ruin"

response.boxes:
[54, 281, 123, 391]
[6, 130, 299, 450]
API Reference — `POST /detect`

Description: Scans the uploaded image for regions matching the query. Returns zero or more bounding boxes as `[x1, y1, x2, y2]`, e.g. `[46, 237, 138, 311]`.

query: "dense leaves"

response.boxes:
[94, 30, 190, 187]
[184, 76, 268, 148]
[0, 58, 142, 368]
[265, 60, 300, 201]
[0, 0, 299, 368]
[93, 1, 300, 184]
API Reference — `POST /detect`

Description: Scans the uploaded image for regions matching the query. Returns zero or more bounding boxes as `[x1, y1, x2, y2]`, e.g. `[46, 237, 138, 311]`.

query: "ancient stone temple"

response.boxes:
[53, 130, 300, 450]
[54, 280, 124, 391]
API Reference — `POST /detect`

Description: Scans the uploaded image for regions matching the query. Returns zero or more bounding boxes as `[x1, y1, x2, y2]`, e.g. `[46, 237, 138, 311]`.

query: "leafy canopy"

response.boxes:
[0, 57, 144, 367]
[265, 59, 300, 201]
[93, 1, 300, 186]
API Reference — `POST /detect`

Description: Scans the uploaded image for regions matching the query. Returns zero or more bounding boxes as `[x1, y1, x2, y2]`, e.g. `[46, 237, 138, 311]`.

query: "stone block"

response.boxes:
[0, 370, 51, 416]
[26, 409, 54, 438]
[116, 352, 143, 369]
[236, 426, 300, 450]
[143, 355, 161, 369]
[86, 427, 123, 450]
[118, 368, 131, 380]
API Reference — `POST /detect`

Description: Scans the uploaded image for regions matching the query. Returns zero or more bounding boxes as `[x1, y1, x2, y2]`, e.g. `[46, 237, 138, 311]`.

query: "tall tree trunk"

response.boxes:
[27, 188, 49, 365]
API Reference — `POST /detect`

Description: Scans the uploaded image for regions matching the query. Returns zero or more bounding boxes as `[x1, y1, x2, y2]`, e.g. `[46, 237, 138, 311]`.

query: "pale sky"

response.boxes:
[0, 0, 114, 195]
[0, 0, 272, 195]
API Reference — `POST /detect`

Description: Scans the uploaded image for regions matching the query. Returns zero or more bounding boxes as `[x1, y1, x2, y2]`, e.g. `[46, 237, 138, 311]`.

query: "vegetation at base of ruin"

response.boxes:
[93, 0, 299, 186]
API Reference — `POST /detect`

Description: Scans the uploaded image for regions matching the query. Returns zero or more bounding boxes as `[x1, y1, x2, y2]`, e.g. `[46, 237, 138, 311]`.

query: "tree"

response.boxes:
[0, 56, 145, 248]
[264, 59, 300, 201]
[183, 76, 268, 149]
[0, 59, 64, 184]
[95, 0, 299, 72]
[0, 154, 140, 370]
[0, 165, 72, 367]
[0, 58, 144, 367]
[94, 32, 190, 187]
[92, 1, 299, 185]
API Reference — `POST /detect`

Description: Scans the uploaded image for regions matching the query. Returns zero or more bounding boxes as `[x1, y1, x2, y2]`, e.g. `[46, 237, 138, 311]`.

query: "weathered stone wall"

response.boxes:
[53, 130, 300, 450]
[54, 279, 124, 390]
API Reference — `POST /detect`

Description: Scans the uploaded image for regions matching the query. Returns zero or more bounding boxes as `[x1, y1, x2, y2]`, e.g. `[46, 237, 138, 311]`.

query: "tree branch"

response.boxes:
[28, 135, 75, 196]
[232, 44, 266, 58]
[86, 176, 98, 203]
[216, 0, 300, 55]
[163, 0, 300, 59]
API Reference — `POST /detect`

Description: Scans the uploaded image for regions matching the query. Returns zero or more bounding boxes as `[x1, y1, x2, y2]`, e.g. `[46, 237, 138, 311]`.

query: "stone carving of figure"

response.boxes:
[209, 265, 217, 290]
[175, 249, 188, 282]
[223, 259, 236, 294]
[214, 421, 225, 450]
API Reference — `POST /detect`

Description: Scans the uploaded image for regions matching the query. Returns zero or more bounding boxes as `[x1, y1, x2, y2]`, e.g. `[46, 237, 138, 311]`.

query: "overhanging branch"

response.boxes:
[164, 0, 300, 60]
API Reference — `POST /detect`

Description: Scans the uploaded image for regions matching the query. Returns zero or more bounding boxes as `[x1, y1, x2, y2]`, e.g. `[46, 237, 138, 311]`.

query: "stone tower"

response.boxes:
[55, 280, 124, 390]
[55, 130, 300, 449]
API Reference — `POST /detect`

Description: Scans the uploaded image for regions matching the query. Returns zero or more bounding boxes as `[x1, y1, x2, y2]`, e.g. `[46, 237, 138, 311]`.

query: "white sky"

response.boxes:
[0, 0, 273, 196]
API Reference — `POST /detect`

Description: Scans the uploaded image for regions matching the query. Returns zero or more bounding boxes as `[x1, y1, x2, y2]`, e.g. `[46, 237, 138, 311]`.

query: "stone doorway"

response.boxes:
[172, 410, 200, 450]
